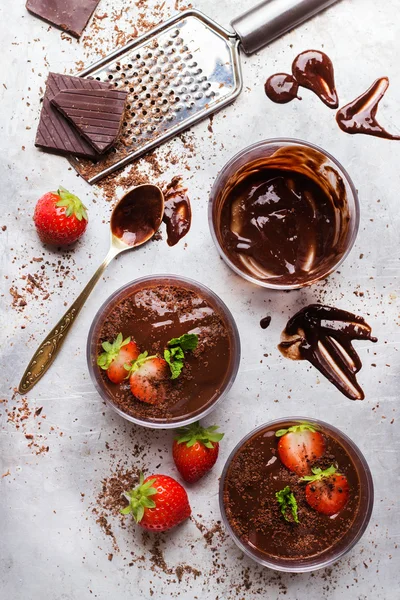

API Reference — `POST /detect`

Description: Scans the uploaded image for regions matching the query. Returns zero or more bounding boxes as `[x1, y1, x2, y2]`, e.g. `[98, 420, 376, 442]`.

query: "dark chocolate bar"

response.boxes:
[26, 0, 100, 39]
[51, 88, 128, 154]
[35, 73, 112, 159]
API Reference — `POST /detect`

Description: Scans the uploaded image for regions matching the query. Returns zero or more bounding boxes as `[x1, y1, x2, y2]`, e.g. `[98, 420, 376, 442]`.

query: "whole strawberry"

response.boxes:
[173, 421, 224, 483]
[34, 186, 88, 245]
[121, 473, 191, 531]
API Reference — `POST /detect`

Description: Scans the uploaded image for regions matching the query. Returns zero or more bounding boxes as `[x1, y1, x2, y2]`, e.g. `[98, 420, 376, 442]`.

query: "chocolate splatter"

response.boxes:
[292, 50, 338, 108]
[260, 316, 272, 329]
[163, 176, 191, 246]
[336, 77, 400, 139]
[278, 304, 377, 400]
[264, 73, 300, 104]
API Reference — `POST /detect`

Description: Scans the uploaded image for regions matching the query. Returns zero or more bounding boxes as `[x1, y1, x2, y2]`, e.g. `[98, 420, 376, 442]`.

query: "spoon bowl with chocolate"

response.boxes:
[87, 275, 240, 428]
[209, 139, 360, 289]
[220, 417, 373, 572]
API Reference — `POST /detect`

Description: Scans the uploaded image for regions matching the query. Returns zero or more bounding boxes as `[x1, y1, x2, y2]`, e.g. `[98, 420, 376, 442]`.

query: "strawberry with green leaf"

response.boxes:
[125, 351, 169, 404]
[173, 421, 224, 482]
[301, 465, 349, 516]
[276, 423, 325, 476]
[97, 333, 140, 384]
[164, 333, 198, 379]
[34, 187, 88, 245]
[121, 473, 191, 531]
[276, 486, 299, 523]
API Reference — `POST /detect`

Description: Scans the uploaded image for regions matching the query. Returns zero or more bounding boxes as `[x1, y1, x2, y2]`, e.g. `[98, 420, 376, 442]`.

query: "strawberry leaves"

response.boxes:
[175, 421, 224, 449]
[164, 333, 198, 379]
[97, 333, 131, 370]
[121, 473, 157, 523]
[276, 486, 299, 523]
[124, 351, 157, 377]
[275, 423, 318, 437]
[300, 464, 337, 482]
[56, 186, 88, 221]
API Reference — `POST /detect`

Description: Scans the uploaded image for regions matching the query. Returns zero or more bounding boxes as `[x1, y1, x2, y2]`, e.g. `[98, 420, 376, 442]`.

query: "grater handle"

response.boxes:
[231, 0, 340, 54]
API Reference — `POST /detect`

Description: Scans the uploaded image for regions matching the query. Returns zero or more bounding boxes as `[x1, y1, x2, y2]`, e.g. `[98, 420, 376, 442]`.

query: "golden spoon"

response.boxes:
[18, 184, 164, 394]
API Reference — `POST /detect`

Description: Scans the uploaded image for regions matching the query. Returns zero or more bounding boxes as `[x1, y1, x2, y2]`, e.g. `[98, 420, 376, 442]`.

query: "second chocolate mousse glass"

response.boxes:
[209, 139, 360, 290]
[87, 275, 240, 429]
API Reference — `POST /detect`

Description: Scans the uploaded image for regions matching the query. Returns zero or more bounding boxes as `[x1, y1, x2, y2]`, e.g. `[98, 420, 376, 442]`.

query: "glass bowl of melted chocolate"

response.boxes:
[220, 417, 373, 572]
[87, 275, 240, 428]
[209, 139, 360, 289]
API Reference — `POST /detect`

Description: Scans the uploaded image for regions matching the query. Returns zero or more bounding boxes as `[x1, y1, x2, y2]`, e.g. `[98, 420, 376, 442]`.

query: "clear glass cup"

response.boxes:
[87, 274, 241, 429]
[209, 139, 360, 290]
[219, 417, 374, 572]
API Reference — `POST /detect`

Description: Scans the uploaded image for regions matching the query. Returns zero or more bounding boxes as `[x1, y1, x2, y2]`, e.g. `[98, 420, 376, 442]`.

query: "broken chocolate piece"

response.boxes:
[51, 88, 128, 154]
[278, 304, 377, 401]
[35, 73, 112, 159]
[26, 0, 100, 39]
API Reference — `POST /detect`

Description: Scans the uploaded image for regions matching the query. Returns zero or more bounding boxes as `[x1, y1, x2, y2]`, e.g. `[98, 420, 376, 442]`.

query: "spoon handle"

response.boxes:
[18, 247, 118, 394]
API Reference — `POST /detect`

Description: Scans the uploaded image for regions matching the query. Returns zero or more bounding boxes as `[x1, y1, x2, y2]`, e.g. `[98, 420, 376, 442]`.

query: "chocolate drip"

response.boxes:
[111, 185, 162, 246]
[292, 50, 338, 108]
[260, 316, 272, 329]
[163, 177, 192, 247]
[264, 73, 300, 104]
[336, 77, 400, 139]
[278, 304, 377, 400]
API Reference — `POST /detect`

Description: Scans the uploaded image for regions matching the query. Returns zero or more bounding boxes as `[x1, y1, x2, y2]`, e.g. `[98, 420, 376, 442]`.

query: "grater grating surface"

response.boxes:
[70, 10, 242, 184]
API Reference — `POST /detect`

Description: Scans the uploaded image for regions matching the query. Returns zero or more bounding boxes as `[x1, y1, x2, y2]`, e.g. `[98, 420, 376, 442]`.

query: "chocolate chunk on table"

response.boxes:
[51, 88, 128, 154]
[26, 0, 100, 39]
[35, 73, 112, 159]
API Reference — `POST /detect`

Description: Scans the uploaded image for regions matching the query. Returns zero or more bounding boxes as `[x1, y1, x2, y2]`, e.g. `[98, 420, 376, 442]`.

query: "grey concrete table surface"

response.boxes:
[1, 0, 399, 598]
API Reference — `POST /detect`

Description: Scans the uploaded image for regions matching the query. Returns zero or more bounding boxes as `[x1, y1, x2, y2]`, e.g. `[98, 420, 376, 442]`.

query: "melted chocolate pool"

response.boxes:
[216, 146, 351, 286]
[96, 280, 236, 423]
[223, 421, 361, 561]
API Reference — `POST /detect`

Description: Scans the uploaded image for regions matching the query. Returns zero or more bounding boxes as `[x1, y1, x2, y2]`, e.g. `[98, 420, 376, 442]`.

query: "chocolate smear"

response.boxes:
[292, 50, 338, 109]
[278, 304, 377, 400]
[51, 88, 128, 154]
[260, 316, 272, 329]
[264, 73, 300, 104]
[163, 177, 192, 247]
[336, 77, 400, 139]
[26, 0, 100, 39]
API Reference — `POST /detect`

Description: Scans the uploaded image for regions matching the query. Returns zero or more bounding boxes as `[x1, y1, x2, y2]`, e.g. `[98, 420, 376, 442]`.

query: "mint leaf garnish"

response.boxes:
[276, 486, 299, 523]
[164, 333, 199, 379]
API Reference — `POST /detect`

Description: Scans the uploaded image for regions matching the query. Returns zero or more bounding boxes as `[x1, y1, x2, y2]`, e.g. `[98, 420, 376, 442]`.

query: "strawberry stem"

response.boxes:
[275, 423, 318, 437]
[124, 351, 158, 377]
[97, 333, 131, 370]
[175, 421, 224, 448]
[300, 464, 337, 483]
[121, 472, 157, 522]
[56, 186, 88, 221]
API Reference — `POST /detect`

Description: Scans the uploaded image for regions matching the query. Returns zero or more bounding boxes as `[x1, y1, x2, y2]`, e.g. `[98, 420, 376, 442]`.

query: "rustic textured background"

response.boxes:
[1, 0, 399, 598]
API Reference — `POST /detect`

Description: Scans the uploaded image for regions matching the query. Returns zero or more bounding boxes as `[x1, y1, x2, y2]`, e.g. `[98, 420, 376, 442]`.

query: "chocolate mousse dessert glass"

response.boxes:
[220, 417, 373, 572]
[209, 139, 360, 289]
[87, 275, 240, 428]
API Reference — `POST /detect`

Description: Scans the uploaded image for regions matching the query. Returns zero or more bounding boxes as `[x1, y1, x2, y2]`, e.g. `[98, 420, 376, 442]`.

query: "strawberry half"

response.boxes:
[97, 333, 140, 384]
[33, 187, 88, 246]
[173, 422, 224, 483]
[276, 423, 325, 476]
[126, 352, 169, 404]
[121, 473, 191, 531]
[301, 465, 350, 516]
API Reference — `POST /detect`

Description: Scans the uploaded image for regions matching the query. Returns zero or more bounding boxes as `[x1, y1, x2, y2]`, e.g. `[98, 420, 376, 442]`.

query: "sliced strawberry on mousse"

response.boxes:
[125, 352, 169, 404]
[301, 465, 350, 516]
[275, 423, 325, 476]
[97, 333, 140, 384]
